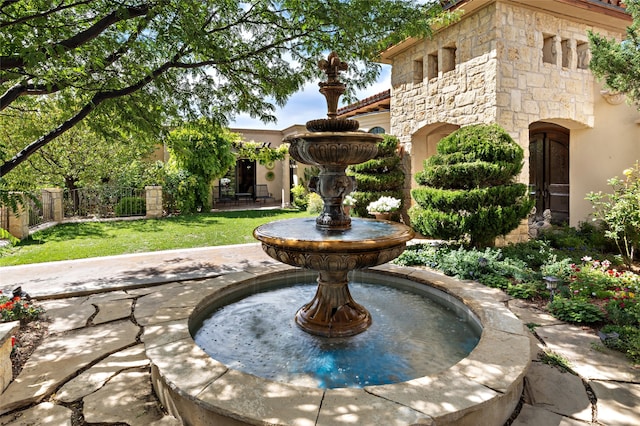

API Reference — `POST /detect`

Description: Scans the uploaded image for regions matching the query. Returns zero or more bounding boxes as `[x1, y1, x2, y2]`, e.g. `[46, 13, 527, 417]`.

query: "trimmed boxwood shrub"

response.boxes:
[409, 124, 533, 247]
[347, 134, 405, 217]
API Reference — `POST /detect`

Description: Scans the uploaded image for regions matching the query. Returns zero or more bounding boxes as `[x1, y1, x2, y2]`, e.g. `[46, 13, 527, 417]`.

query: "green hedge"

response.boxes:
[347, 134, 405, 218]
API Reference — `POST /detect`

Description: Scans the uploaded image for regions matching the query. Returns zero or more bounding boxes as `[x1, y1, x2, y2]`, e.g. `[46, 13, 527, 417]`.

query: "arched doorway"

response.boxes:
[409, 122, 459, 191]
[529, 123, 569, 224]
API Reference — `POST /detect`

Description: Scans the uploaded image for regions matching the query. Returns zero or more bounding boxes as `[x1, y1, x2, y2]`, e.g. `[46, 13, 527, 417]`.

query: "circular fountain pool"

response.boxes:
[146, 266, 531, 426]
[192, 277, 481, 389]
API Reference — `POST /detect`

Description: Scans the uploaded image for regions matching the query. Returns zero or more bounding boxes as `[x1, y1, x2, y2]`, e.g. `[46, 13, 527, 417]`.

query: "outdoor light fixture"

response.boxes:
[544, 276, 560, 301]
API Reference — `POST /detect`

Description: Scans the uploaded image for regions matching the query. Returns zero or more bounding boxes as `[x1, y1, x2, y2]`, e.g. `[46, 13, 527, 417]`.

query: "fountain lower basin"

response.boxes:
[145, 265, 530, 426]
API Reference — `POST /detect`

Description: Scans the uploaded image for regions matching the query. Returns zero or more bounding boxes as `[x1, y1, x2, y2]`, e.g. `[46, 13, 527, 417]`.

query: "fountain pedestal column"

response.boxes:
[295, 270, 371, 337]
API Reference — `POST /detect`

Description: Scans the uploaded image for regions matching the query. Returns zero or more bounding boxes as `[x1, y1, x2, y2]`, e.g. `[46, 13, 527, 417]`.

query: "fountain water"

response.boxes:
[146, 53, 530, 425]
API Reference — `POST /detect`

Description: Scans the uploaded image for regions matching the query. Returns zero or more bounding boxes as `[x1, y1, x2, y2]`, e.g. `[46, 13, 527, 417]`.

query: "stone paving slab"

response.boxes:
[511, 404, 587, 426]
[536, 323, 640, 382]
[0, 402, 72, 425]
[55, 344, 149, 403]
[318, 387, 433, 425]
[523, 362, 592, 422]
[91, 298, 134, 324]
[590, 380, 640, 426]
[83, 367, 171, 425]
[0, 320, 139, 415]
[40, 298, 95, 334]
[507, 299, 564, 327]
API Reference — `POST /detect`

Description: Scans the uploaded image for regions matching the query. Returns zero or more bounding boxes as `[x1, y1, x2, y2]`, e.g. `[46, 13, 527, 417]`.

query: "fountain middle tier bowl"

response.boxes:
[285, 131, 382, 166]
[253, 217, 415, 270]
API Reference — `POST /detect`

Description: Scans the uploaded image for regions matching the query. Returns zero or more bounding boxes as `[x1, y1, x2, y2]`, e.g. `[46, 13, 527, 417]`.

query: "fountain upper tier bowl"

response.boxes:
[285, 131, 381, 166]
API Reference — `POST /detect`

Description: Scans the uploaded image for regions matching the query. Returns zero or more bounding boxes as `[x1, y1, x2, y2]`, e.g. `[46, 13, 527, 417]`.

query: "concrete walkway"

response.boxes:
[1, 244, 639, 425]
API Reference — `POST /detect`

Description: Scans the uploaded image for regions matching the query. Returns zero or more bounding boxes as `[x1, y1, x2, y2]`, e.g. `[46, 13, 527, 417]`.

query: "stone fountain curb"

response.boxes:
[144, 264, 530, 426]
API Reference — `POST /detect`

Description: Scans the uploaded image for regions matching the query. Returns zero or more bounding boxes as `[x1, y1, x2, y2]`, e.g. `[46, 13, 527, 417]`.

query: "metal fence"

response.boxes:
[64, 187, 146, 218]
[28, 189, 54, 228]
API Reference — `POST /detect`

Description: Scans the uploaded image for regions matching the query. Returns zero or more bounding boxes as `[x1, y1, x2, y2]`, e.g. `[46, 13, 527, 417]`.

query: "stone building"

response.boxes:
[379, 0, 639, 227]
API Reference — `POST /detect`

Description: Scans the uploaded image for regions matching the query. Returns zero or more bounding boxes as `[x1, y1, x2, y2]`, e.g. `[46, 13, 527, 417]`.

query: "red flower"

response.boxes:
[10, 336, 15, 347]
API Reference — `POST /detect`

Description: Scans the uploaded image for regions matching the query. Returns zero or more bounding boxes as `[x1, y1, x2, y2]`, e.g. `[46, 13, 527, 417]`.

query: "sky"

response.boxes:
[229, 65, 392, 130]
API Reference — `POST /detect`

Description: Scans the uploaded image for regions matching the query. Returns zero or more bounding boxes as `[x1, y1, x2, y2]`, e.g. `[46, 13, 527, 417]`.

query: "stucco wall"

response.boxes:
[570, 84, 640, 226]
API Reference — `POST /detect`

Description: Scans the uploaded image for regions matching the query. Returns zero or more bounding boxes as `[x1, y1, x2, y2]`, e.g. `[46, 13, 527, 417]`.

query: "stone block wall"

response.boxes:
[390, 1, 625, 154]
[0, 322, 19, 393]
[145, 186, 163, 219]
[7, 195, 28, 240]
[390, 2, 499, 144]
[44, 188, 64, 222]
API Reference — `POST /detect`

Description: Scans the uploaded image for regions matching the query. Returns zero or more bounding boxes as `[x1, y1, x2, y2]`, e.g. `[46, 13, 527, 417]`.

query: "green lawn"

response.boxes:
[0, 209, 312, 266]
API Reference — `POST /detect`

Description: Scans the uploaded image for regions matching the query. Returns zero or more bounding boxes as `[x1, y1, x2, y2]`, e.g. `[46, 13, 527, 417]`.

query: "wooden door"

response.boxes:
[529, 128, 569, 224]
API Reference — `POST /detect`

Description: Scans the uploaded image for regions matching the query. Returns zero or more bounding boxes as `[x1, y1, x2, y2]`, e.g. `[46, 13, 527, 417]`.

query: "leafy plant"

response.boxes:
[586, 162, 640, 267]
[114, 197, 146, 217]
[410, 124, 534, 247]
[600, 324, 640, 363]
[393, 243, 441, 267]
[0, 293, 43, 323]
[507, 282, 544, 299]
[540, 256, 574, 283]
[306, 193, 323, 214]
[291, 184, 309, 211]
[539, 348, 573, 373]
[478, 274, 511, 289]
[606, 296, 640, 327]
[167, 120, 237, 213]
[367, 196, 401, 213]
[547, 297, 605, 324]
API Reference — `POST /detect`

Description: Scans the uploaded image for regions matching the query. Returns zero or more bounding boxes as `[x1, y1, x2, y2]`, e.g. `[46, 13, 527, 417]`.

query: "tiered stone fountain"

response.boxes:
[146, 53, 530, 426]
[254, 52, 414, 337]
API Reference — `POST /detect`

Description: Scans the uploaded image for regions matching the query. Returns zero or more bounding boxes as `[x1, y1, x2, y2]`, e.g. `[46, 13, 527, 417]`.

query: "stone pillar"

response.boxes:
[44, 188, 64, 222]
[281, 155, 291, 208]
[8, 194, 28, 240]
[145, 186, 163, 219]
[0, 321, 19, 393]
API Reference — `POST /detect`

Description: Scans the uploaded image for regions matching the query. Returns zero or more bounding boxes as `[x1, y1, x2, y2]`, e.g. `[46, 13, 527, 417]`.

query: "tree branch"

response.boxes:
[0, 56, 178, 176]
[0, 1, 91, 28]
[0, 4, 150, 70]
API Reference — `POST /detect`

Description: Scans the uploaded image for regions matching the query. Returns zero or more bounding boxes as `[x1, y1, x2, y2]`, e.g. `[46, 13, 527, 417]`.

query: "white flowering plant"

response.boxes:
[367, 196, 401, 213]
[343, 194, 356, 206]
[220, 177, 231, 187]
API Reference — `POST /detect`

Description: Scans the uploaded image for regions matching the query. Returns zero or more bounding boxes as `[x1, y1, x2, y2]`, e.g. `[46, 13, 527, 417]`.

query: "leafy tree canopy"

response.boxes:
[0, 0, 457, 177]
[0, 97, 157, 191]
[589, 0, 640, 106]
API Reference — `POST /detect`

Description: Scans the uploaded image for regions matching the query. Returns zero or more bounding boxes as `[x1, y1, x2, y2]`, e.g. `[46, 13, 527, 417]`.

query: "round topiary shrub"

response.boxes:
[115, 196, 146, 217]
[347, 134, 404, 217]
[409, 123, 533, 247]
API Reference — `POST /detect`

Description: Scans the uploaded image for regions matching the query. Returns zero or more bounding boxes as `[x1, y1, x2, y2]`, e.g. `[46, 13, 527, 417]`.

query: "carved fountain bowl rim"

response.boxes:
[253, 217, 415, 253]
[284, 131, 383, 143]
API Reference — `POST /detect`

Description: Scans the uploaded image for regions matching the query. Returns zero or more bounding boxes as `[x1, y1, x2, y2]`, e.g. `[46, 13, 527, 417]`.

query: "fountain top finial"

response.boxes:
[306, 51, 359, 132]
[319, 51, 348, 85]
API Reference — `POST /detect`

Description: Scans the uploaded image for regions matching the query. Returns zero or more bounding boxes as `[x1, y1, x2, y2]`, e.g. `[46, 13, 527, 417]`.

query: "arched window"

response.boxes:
[369, 126, 385, 134]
